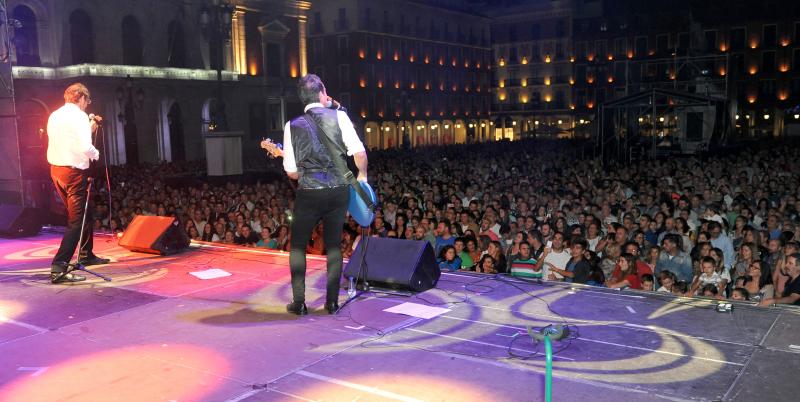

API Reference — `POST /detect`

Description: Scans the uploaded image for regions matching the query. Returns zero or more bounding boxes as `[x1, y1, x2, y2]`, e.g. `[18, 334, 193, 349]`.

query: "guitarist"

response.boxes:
[282, 74, 368, 315]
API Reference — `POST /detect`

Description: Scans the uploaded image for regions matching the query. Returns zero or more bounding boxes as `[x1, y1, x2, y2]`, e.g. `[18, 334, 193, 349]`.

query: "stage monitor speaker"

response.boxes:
[344, 238, 440, 292]
[119, 216, 189, 255]
[0, 205, 42, 237]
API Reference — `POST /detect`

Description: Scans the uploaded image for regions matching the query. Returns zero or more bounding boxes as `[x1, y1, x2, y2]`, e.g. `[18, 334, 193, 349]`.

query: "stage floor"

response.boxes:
[0, 230, 799, 401]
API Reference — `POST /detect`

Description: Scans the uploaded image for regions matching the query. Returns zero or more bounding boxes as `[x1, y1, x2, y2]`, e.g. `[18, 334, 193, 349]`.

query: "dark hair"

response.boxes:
[700, 256, 717, 267]
[674, 280, 689, 293]
[641, 274, 654, 283]
[297, 74, 326, 105]
[571, 236, 588, 251]
[732, 287, 750, 300]
[701, 283, 718, 296]
[438, 245, 456, 261]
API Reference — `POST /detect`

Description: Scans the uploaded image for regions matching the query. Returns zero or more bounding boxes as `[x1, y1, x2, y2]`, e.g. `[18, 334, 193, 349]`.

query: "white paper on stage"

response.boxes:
[383, 302, 451, 319]
[189, 268, 232, 280]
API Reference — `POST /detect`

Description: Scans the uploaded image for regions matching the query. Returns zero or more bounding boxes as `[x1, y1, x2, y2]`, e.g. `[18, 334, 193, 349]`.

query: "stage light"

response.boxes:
[512, 121, 517, 126]
[365, 127, 371, 133]
[659, 117, 665, 122]
[763, 114, 770, 120]
[795, 114, 800, 120]
[384, 126, 390, 131]
[557, 120, 563, 124]
[735, 114, 740, 120]
[638, 117, 644, 123]
[579, 119, 585, 124]
[444, 124, 450, 129]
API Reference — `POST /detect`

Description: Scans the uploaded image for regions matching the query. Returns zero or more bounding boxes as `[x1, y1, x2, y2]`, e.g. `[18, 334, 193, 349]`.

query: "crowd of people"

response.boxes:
[86, 138, 800, 307]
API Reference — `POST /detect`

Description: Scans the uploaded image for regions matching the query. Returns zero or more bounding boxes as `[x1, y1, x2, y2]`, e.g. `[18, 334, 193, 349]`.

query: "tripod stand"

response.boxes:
[336, 226, 370, 314]
[64, 177, 111, 282]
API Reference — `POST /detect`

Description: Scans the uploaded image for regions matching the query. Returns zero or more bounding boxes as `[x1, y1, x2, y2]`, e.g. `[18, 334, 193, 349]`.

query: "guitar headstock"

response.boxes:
[260, 138, 284, 159]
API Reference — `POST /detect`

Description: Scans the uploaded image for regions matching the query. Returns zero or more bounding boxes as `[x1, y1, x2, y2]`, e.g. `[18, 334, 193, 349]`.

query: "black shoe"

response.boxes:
[51, 271, 86, 284]
[286, 301, 308, 315]
[324, 301, 340, 315]
[78, 255, 111, 266]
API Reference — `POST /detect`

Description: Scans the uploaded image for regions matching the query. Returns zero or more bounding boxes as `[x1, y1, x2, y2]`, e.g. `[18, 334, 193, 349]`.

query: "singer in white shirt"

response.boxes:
[47, 83, 109, 284]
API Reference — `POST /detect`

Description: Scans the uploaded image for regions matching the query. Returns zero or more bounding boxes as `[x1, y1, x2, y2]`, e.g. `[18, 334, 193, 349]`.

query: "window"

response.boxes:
[762, 51, 775, 73]
[656, 34, 669, 54]
[731, 27, 746, 50]
[248, 102, 266, 139]
[509, 26, 517, 42]
[556, 43, 564, 58]
[556, 19, 566, 38]
[11, 5, 40, 66]
[509, 47, 518, 63]
[339, 64, 350, 90]
[615, 38, 627, 57]
[336, 8, 347, 30]
[763, 24, 777, 47]
[313, 12, 322, 34]
[531, 24, 541, 40]
[267, 99, 283, 131]
[795, 48, 800, 71]
[337, 36, 348, 55]
[677, 33, 689, 55]
[532, 43, 540, 59]
[167, 21, 186, 68]
[759, 79, 775, 97]
[704, 30, 717, 53]
[595, 40, 606, 58]
[265, 43, 281, 77]
[70, 9, 94, 64]
[312, 38, 323, 60]
[576, 41, 586, 58]
[635, 36, 647, 57]
[796, 22, 800, 45]
[122, 16, 143, 65]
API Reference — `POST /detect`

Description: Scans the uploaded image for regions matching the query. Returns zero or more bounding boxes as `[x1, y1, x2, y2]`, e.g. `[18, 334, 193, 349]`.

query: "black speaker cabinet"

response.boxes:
[0, 205, 42, 237]
[344, 238, 440, 292]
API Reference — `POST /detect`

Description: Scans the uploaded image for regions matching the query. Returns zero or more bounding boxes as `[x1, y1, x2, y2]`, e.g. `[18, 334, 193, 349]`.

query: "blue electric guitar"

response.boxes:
[260, 139, 377, 227]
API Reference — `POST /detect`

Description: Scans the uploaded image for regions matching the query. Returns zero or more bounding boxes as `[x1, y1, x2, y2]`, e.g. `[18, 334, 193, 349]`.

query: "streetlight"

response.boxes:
[199, 0, 233, 131]
[116, 75, 144, 165]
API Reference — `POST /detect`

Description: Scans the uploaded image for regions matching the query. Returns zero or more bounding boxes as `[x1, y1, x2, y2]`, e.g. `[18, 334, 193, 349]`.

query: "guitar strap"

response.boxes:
[302, 112, 375, 210]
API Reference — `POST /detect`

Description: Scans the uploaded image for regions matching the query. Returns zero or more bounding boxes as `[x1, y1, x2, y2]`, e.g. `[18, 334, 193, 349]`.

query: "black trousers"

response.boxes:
[289, 186, 349, 303]
[50, 165, 94, 271]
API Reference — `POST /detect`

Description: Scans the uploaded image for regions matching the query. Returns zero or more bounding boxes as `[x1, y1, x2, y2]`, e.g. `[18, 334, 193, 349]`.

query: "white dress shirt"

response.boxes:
[47, 103, 99, 169]
[282, 103, 365, 173]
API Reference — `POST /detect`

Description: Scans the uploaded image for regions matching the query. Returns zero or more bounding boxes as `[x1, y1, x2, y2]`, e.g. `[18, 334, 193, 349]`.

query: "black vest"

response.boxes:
[289, 107, 350, 189]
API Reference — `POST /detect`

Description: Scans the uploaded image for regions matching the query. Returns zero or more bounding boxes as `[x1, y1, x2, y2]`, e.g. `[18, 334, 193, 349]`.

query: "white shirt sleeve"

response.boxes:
[282, 121, 297, 173]
[337, 110, 365, 156]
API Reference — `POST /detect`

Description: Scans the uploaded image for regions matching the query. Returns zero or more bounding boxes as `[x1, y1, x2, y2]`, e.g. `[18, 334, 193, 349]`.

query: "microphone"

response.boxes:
[89, 113, 103, 126]
[327, 98, 348, 113]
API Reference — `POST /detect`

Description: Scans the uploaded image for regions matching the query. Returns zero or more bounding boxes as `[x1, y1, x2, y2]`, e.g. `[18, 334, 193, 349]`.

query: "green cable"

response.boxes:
[544, 334, 553, 402]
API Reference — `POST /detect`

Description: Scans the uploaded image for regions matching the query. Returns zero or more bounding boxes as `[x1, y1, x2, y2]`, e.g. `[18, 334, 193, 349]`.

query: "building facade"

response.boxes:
[488, 0, 579, 140]
[571, 0, 800, 140]
[7, 0, 311, 175]
[307, 0, 493, 149]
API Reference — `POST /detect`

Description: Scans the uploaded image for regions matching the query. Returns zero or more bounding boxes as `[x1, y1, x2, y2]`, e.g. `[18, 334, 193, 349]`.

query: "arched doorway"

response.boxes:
[16, 99, 49, 180]
[168, 103, 185, 161]
[167, 20, 186, 68]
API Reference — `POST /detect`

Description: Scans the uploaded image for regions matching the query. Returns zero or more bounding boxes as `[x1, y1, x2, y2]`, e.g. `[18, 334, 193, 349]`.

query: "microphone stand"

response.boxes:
[65, 177, 112, 282]
[64, 118, 112, 282]
[336, 225, 370, 314]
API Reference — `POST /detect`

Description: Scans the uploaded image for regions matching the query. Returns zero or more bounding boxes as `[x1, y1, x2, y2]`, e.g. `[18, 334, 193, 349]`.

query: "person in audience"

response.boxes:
[509, 241, 543, 279]
[641, 274, 655, 291]
[657, 270, 677, 293]
[656, 234, 693, 283]
[476, 254, 497, 274]
[549, 237, 591, 284]
[543, 232, 571, 280]
[454, 237, 473, 270]
[437, 245, 461, 272]
[759, 252, 800, 306]
[731, 287, 750, 301]
[606, 253, 641, 289]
